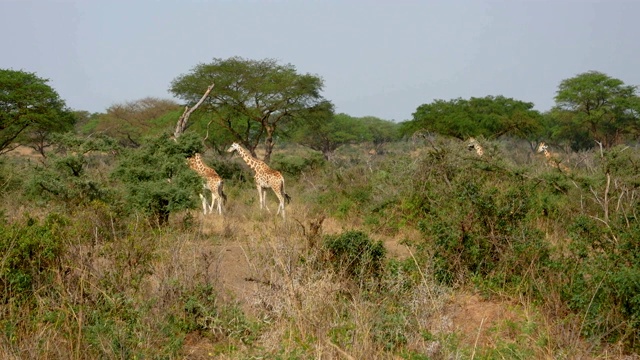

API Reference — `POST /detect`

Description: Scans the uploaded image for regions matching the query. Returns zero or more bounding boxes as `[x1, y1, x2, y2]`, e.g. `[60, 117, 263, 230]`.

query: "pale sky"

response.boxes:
[2, 0, 639, 122]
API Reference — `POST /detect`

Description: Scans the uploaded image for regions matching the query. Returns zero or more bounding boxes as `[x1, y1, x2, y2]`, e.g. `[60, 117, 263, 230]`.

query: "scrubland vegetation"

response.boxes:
[1, 135, 639, 359]
[2, 63, 639, 359]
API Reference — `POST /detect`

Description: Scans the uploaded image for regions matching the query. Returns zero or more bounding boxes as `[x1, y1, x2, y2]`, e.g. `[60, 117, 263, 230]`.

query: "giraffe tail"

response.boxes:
[219, 186, 227, 205]
[280, 181, 291, 204]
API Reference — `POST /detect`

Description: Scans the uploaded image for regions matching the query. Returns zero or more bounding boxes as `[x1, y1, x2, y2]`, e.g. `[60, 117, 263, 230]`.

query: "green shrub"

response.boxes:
[323, 230, 386, 284]
[270, 151, 325, 176]
[557, 215, 640, 351]
[178, 284, 259, 345]
[111, 134, 203, 225]
[0, 214, 67, 304]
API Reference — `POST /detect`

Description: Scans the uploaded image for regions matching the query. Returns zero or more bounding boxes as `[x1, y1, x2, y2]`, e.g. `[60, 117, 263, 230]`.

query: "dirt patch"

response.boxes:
[447, 293, 522, 348]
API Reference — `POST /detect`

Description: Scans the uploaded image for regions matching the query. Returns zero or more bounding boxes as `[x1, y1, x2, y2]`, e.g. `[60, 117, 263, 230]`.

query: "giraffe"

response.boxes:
[536, 142, 570, 172]
[226, 142, 290, 219]
[187, 153, 226, 215]
[467, 137, 484, 156]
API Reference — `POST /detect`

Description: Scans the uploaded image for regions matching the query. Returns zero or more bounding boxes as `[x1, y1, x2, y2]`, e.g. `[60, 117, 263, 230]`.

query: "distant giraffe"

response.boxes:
[187, 153, 226, 215]
[537, 142, 570, 172]
[226, 142, 290, 219]
[467, 137, 484, 156]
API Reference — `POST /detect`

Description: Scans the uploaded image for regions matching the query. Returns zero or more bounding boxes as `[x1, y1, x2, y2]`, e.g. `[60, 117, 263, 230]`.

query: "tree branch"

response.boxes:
[173, 83, 215, 139]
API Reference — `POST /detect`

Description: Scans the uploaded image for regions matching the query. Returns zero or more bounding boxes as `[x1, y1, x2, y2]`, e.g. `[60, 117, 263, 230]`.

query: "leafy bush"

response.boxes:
[557, 215, 640, 350]
[0, 214, 67, 304]
[270, 151, 325, 176]
[179, 284, 260, 345]
[323, 230, 386, 284]
[111, 134, 203, 225]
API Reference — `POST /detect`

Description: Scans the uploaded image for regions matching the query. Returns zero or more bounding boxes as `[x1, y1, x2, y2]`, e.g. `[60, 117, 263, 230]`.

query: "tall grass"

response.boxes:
[1, 138, 639, 358]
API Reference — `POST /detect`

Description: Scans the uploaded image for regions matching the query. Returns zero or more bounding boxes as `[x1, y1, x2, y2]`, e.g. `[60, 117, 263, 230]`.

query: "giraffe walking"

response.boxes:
[187, 153, 226, 215]
[537, 142, 570, 173]
[226, 143, 290, 219]
[467, 137, 484, 156]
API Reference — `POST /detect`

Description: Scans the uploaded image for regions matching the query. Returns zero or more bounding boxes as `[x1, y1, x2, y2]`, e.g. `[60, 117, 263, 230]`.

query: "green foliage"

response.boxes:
[85, 98, 182, 147]
[0, 214, 66, 304]
[270, 151, 325, 176]
[372, 304, 409, 351]
[557, 215, 640, 350]
[290, 109, 399, 159]
[323, 230, 386, 284]
[170, 56, 326, 161]
[111, 133, 204, 225]
[359, 116, 401, 149]
[552, 71, 640, 149]
[402, 95, 542, 140]
[406, 141, 550, 291]
[179, 284, 260, 345]
[24, 133, 119, 206]
[0, 69, 75, 155]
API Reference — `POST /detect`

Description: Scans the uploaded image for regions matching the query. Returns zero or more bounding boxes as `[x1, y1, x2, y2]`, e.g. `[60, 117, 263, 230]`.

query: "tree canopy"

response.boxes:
[551, 71, 640, 149]
[291, 105, 365, 160]
[401, 95, 543, 141]
[0, 69, 74, 155]
[84, 97, 182, 147]
[169, 57, 326, 162]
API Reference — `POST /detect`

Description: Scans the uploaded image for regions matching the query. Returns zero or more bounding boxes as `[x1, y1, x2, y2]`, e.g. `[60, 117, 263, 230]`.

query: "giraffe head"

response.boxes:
[186, 152, 201, 166]
[467, 137, 477, 151]
[226, 143, 241, 154]
[537, 142, 548, 153]
[467, 137, 483, 156]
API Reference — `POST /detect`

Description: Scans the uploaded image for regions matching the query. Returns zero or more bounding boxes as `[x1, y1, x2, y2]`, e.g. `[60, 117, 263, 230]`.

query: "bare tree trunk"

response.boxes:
[173, 83, 215, 139]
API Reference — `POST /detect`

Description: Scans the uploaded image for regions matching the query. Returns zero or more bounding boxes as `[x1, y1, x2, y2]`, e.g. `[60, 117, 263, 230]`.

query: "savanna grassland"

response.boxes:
[1, 136, 639, 360]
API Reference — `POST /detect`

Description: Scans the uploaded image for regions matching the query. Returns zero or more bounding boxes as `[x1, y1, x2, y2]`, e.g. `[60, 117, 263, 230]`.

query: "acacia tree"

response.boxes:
[553, 71, 640, 149]
[170, 57, 326, 162]
[0, 69, 74, 155]
[401, 95, 542, 141]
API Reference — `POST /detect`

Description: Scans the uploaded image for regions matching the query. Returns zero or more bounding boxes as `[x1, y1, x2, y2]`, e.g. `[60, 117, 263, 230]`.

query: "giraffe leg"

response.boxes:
[274, 192, 285, 219]
[214, 184, 223, 215]
[209, 191, 216, 214]
[199, 193, 208, 215]
[256, 185, 263, 210]
[262, 188, 271, 212]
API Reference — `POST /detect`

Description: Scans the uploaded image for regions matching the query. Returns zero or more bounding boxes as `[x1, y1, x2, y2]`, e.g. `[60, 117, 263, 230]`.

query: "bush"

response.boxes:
[270, 151, 325, 177]
[0, 214, 67, 304]
[323, 230, 386, 285]
[557, 215, 640, 351]
[111, 134, 203, 225]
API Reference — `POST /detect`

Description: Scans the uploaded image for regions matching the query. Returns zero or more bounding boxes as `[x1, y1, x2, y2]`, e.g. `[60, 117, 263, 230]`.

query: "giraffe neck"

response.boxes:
[188, 154, 204, 172]
[235, 145, 264, 173]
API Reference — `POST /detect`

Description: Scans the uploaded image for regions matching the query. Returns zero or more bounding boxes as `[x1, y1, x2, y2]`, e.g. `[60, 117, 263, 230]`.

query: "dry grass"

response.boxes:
[1, 141, 637, 359]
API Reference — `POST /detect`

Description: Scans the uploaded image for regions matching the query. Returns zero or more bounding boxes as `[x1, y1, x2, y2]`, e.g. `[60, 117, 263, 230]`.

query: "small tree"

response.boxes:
[111, 133, 203, 226]
[0, 69, 74, 155]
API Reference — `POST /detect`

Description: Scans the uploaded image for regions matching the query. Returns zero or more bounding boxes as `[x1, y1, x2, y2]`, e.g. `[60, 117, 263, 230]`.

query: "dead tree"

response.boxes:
[173, 83, 215, 139]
